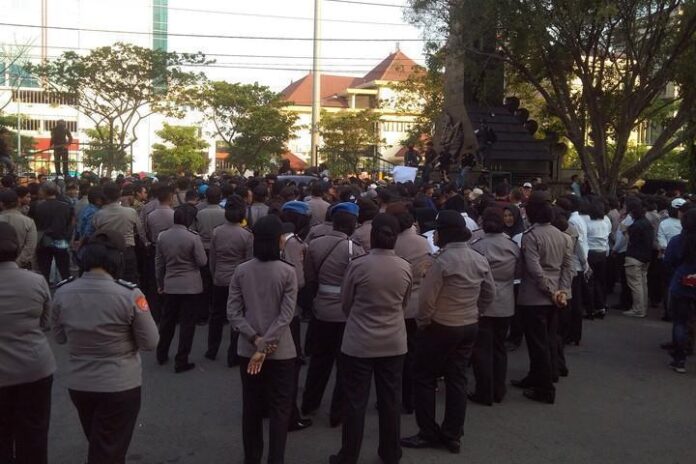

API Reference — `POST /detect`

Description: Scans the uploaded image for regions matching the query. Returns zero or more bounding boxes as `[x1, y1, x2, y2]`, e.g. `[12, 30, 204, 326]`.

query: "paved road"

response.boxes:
[48, 309, 695, 464]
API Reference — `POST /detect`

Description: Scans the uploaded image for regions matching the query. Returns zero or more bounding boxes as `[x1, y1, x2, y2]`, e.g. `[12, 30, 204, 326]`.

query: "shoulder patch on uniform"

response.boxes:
[280, 258, 295, 268]
[135, 295, 150, 312]
[115, 279, 138, 290]
[523, 225, 536, 235]
[53, 275, 75, 289]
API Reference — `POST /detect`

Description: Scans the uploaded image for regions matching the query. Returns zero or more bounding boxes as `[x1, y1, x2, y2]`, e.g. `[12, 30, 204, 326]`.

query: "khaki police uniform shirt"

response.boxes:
[305, 221, 333, 244]
[209, 223, 253, 287]
[418, 242, 495, 328]
[308, 196, 330, 226]
[193, 204, 226, 250]
[0, 208, 37, 268]
[394, 226, 433, 319]
[517, 223, 574, 307]
[93, 202, 144, 247]
[351, 220, 372, 252]
[0, 262, 55, 387]
[282, 234, 307, 290]
[227, 258, 298, 360]
[155, 224, 207, 294]
[341, 249, 412, 358]
[304, 230, 365, 322]
[470, 233, 521, 317]
[51, 271, 159, 392]
[145, 205, 174, 245]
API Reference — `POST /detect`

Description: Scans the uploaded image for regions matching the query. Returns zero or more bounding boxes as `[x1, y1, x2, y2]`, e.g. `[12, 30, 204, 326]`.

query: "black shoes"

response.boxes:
[157, 356, 168, 366]
[442, 438, 461, 454]
[523, 389, 555, 404]
[400, 434, 440, 450]
[175, 362, 195, 373]
[288, 418, 313, 432]
[510, 378, 532, 389]
[329, 415, 342, 428]
[204, 351, 216, 361]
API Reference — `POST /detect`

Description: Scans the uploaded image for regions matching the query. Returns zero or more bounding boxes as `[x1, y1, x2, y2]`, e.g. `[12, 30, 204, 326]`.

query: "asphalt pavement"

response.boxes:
[47, 308, 696, 464]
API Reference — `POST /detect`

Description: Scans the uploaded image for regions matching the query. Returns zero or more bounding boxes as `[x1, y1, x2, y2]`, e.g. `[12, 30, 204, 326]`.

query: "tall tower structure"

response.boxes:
[153, 0, 168, 52]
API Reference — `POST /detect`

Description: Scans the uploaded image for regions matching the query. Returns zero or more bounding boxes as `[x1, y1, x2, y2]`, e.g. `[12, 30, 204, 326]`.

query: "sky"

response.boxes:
[0, 0, 429, 91]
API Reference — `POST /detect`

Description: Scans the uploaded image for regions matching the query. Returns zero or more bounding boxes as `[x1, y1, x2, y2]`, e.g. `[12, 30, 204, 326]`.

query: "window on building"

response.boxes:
[12, 89, 78, 106]
[355, 95, 375, 109]
[45, 120, 78, 133]
[20, 119, 41, 131]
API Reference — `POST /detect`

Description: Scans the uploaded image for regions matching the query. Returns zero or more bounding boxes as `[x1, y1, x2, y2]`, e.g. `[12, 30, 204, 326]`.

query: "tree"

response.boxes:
[408, 0, 696, 194]
[0, 115, 35, 172]
[82, 125, 131, 175]
[319, 110, 384, 176]
[152, 123, 210, 176]
[392, 43, 444, 147]
[194, 81, 297, 174]
[0, 41, 33, 114]
[28, 42, 208, 176]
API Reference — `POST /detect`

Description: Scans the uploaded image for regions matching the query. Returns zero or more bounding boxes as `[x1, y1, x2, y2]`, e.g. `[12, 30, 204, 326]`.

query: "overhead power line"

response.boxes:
[325, 0, 406, 8]
[163, 5, 410, 26]
[0, 22, 428, 42]
[0, 43, 426, 62]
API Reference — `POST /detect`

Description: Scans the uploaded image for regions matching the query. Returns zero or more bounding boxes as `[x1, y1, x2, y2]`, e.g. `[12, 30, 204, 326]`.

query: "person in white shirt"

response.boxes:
[585, 198, 612, 318]
[612, 199, 635, 311]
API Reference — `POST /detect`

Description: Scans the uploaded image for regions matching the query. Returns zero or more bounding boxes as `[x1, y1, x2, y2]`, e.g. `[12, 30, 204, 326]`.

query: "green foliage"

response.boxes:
[391, 43, 444, 147]
[193, 81, 297, 175]
[408, 0, 696, 194]
[152, 124, 210, 176]
[83, 126, 131, 174]
[319, 110, 384, 176]
[27, 42, 208, 176]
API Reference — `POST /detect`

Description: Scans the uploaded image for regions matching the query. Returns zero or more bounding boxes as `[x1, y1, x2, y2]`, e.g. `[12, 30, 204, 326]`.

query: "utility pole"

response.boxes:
[16, 98, 21, 159]
[310, 0, 322, 167]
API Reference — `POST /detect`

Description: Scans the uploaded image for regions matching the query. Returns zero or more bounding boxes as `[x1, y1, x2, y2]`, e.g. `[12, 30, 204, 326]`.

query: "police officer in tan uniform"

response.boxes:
[155, 205, 207, 373]
[512, 191, 573, 404]
[330, 213, 412, 464]
[142, 186, 174, 323]
[51, 229, 159, 464]
[469, 207, 521, 405]
[386, 202, 433, 414]
[302, 202, 365, 427]
[227, 214, 298, 464]
[0, 223, 54, 464]
[280, 200, 314, 431]
[92, 182, 145, 284]
[401, 210, 495, 454]
[206, 195, 253, 365]
[351, 198, 378, 252]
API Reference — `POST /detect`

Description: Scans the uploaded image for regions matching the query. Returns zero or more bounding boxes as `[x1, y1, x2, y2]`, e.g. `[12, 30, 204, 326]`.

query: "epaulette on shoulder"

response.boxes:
[470, 246, 486, 258]
[396, 255, 411, 265]
[53, 275, 75, 289]
[290, 234, 305, 245]
[115, 279, 138, 290]
[187, 229, 199, 235]
[523, 225, 536, 235]
[351, 253, 369, 262]
[280, 258, 295, 268]
[470, 237, 482, 245]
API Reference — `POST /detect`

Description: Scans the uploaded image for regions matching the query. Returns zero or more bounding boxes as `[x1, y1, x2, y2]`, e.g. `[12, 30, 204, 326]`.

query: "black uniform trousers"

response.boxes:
[402, 318, 417, 411]
[519, 305, 557, 400]
[413, 322, 478, 443]
[240, 357, 295, 464]
[471, 316, 510, 403]
[53, 146, 69, 175]
[566, 275, 584, 344]
[121, 246, 139, 286]
[507, 284, 524, 346]
[157, 293, 199, 367]
[648, 249, 662, 306]
[289, 315, 303, 423]
[198, 251, 213, 324]
[301, 319, 345, 422]
[142, 246, 162, 323]
[334, 354, 404, 464]
[69, 387, 141, 464]
[587, 251, 608, 312]
[36, 245, 70, 283]
[207, 285, 239, 364]
[0, 375, 52, 464]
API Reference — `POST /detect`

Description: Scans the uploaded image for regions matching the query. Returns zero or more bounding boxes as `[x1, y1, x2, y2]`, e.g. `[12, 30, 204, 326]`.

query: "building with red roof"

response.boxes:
[281, 50, 425, 165]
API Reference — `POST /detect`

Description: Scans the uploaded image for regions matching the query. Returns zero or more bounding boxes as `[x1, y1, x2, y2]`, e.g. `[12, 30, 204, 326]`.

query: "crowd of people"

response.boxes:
[1, 170, 695, 464]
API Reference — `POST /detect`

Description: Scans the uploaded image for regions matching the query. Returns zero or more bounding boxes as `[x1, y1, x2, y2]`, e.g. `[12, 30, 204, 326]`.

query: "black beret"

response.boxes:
[435, 210, 468, 231]
[90, 228, 126, 251]
[371, 213, 400, 236]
